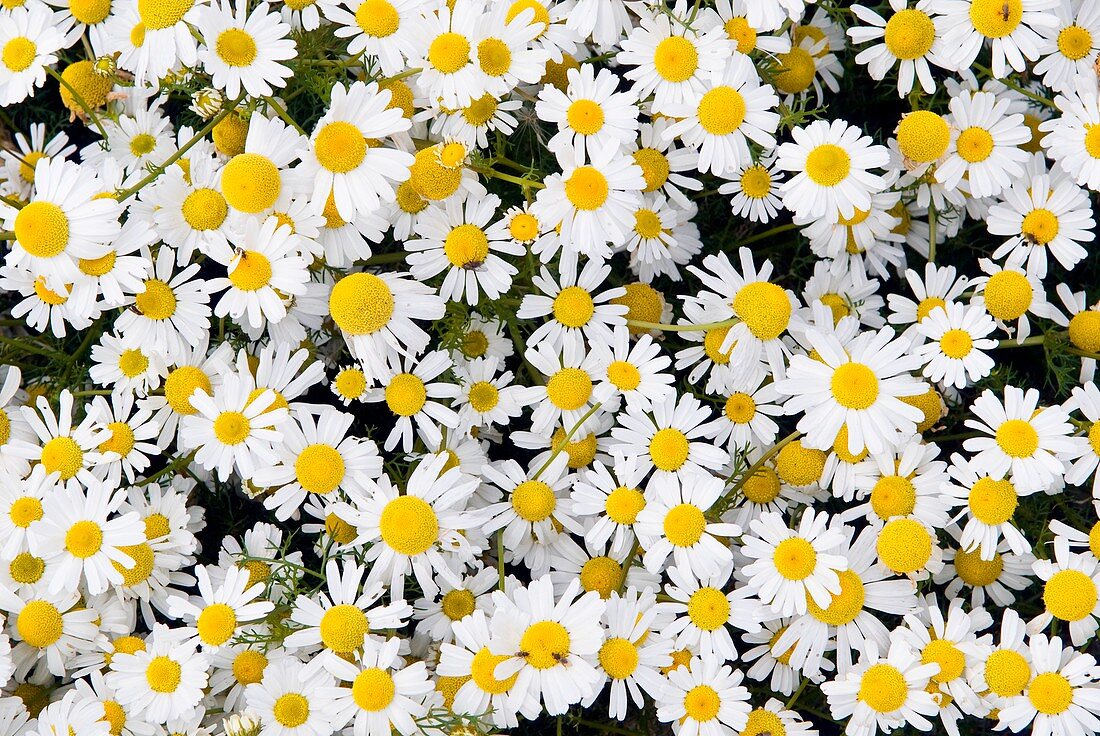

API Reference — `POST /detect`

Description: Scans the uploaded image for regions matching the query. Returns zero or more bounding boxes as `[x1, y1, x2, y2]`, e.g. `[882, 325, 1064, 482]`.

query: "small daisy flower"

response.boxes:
[0, 123, 76, 199]
[322, 0, 423, 76]
[0, 5, 64, 106]
[1029, 539, 1100, 646]
[664, 563, 765, 663]
[997, 632, 1100, 736]
[847, 0, 952, 96]
[720, 159, 785, 223]
[105, 626, 210, 724]
[777, 119, 891, 223]
[633, 471, 740, 579]
[914, 302, 999, 389]
[89, 332, 169, 397]
[963, 385, 1075, 492]
[246, 657, 336, 736]
[937, 0, 1059, 78]
[196, 0, 296, 99]
[166, 564, 274, 651]
[536, 64, 639, 160]
[519, 258, 627, 355]
[655, 654, 752, 736]
[936, 89, 1031, 198]
[363, 350, 460, 453]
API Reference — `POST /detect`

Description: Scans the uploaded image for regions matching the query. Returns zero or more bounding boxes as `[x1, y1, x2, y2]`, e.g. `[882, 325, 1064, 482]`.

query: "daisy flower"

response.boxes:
[627, 119, 703, 209]
[116, 246, 214, 363]
[662, 54, 780, 176]
[887, 262, 970, 335]
[914, 302, 999, 389]
[338, 452, 482, 598]
[251, 407, 381, 520]
[774, 527, 919, 676]
[847, 438, 951, 529]
[663, 563, 765, 663]
[937, 0, 1059, 77]
[405, 193, 522, 306]
[536, 64, 639, 160]
[741, 509, 849, 617]
[970, 254, 1057, 342]
[438, 607, 528, 727]
[1035, 0, 1100, 93]
[997, 633, 1100, 736]
[220, 114, 306, 216]
[617, 4, 734, 115]
[327, 269, 445, 380]
[452, 356, 531, 430]
[24, 689, 108, 736]
[719, 159, 785, 223]
[2, 158, 121, 293]
[87, 392, 162, 487]
[610, 391, 729, 488]
[700, 370, 782, 452]
[363, 350, 460, 452]
[533, 146, 645, 259]
[415, 0, 485, 108]
[936, 89, 1031, 198]
[324, 635, 434, 736]
[519, 258, 627, 355]
[876, 515, 944, 579]
[488, 575, 606, 716]
[300, 81, 413, 220]
[127, 0, 208, 83]
[656, 654, 752, 736]
[246, 657, 336, 736]
[196, 0, 296, 98]
[1041, 77, 1100, 191]
[180, 371, 288, 482]
[412, 566, 497, 643]
[89, 332, 169, 397]
[209, 217, 310, 331]
[821, 639, 940, 736]
[589, 587, 673, 719]
[106, 626, 210, 724]
[524, 343, 605, 437]
[963, 386, 1074, 492]
[0, 584, 96, 677]
[776, 118, 891, 222]
[775, 327, 927, 455]
[1029, 539, 1100, 646]
[847, 0, 952, 96]
[322, 0, 423, 76]
[11, 389, 111, 490]
[0, 122, 75, 199]
[0, 5, 64, 106]
[987, 173, 1095, 277]
[590, 327, 673, 412]
[472, 2, 548, 98]
[165, 564, 273, 651]
[633, 471, 739, 579]
[282, 559, 410, 661]
[1062, 382, 1100, 494]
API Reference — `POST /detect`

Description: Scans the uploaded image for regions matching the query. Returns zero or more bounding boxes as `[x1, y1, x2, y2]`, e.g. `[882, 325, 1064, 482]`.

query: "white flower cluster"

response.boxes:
[1, 0, 1100, 735]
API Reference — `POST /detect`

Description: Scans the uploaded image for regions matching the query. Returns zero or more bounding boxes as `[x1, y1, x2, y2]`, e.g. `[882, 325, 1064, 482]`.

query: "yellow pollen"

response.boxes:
[329, 273, 395, 335]
[314, 121, 367, 173]
[923, 638, 965, 683]
[15, 201, 70, 258]
[984, 649, 1030, 697]
[884, 8, 935, 59]
[113, 543, 154, 586]
[743, 467, 781, 504]
[546, 367, 593, 410]
[145, 656, 182, 693]
[228, 250, 272, 292]
[653, 36, 698, 82]
[683, 685, 721, 722]
[898, 111, 950, 163]
[995, 419, 1039, 458]
[805, 144, 851, 187]
[734, 281, 791, 340]
[1028, 672, 1073, 715]
[135, 279, 177, 320]
[773, 537, 817, 580]
[724, 17, 757, 53]
[164, 366, 211, 415]
[1044, 569, 1097, 621]
[379, 495, 439, 555]
[443, 224, 489, 268]
[429, 32, 471, 73]
[295, 444, 345, 494]
[740, 165, 772, 198]
[956, 127, 995, 163]
[471, 646, 517, 693]
[553, 286, 595, 327]
[355, 0, 398, 36]
[1058, 25, 1093, 60]
[724, 392, 755, 423]
[564, 166, 609, 210]
[196, 603, 237, 646]
[830, 362, 879, 410]
[983, 270, 1032, 321]
[858, 663, 908, 713]
[477, 38, 511, 77]
[605, 486, 645, 524]
[17, 599, 63, 647]
[221, 153, 281, 214]
[939, 329, 973, 358]
[273, 693, 310, 727]
[99, 421, 136, 458]
[519, 620, 571, 669]
[512, 479, 556, 522]
[567, 99, 605, 136]
[633, 208, 664, 239]
[441, 589, 476, 620]
[1021, 208, 1059, 245]
[697, 86, 746, 136]
[352, 668, 395, 711]
[807, 568, 864, 625]
[687, 587, 730, 631]
[871, 475, 916, 519]
[776, 439, 826, 487]
[579, 556, 623, 598]
[1068, 311, 1100, 353]
[41, 436, 84, 480]
[663, 503, 705, 547]
[2, 36, 36, 72]
[138, 0, 194, 29]
[599, 637, 639, 679]
[649, 427, 690, 471]
[877, 518, 932, 573]
[970, 0, 1022, 39]
[320, 604, 369, 653]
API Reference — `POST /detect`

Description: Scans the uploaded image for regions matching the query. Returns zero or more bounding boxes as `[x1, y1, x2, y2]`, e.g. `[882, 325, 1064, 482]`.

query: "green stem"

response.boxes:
[0, 195, 22, 209]
[928, 204, 937, 264]
[46, 66, 108, 140]
[116, 96, 245, 202]
[728, 430, 800, 497]
[0, 231, 14, 240]
[785, 677, 809, 710]
[618, 536, 640, 594]
[70, 389, 113, 397]
[739, 222, 798, 247]
[363, 250, 408, 266]
[974, 64, 1056, 109]
[532, 402, 603, 480]
[473, 166, 546, 190]
[496, 529, 506, 591]
[997, 335, 1046, 349]
[572, 719, 640, 736]
[266, 96, 306, 136]
[137, 450, 197, 486]
[626, 317, 739, 332]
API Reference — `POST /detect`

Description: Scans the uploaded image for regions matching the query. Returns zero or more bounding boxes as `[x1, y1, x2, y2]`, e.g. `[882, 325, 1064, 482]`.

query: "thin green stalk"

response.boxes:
[46, 66, 109, 140]
[116, 96, 245, 201]
[0, 195, 22, 209]
[475, 166, 546, 190]
[928, 204, 937, 264]
[266, 96, 306, 136]
[785, 677, 809, 710]
[626, 317, 739, 332]
[0, 231, 14, 240]
[497, 529, 506, 591]
[532, 402, 603, 479]
[617, 536, 640, 594]
[974, 64, 1056, 109]
[137, 450, 197, 486]
[739, 221, 798, 247]
[997, 335, 1046, 349]
[363, 250, 408, 266]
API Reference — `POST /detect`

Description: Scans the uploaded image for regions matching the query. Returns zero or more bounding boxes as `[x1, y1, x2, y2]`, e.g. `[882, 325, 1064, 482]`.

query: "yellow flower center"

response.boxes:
[1021, 208, 1059, 245]
[443, 224, 489, 268]
[807, 569, 864, 625]
[734, 281, 791, 341]
[724, 17, 757, 53]
[334, 368, 367, 400]
[352, 668, 395, 711]
[320, 604, 369, 653]
[477, 38, 511, 77]
[273, 693, 310, 727]
[441, 589, 476, 620]
[633, 208, 664, 239]
[939, 329, 973, 359]
[830, 362, 879, 410]
[858, 663, 908, 713]
[314, 121, 367, 174]
[1028, 672, 1073, 715]
[429, 32, 471, 73]
[724, 392, 755, 423]
[968, 476, 1017, 525]
[956, 127, 995, 163]
[599, 637, 639, 679]
[41, 436, 84, 480]
[954, 547, 1003, 586]
[379, 495, 439, 555]
[228, 250, 272, 292]
[983, 270, 1032, 321]
[773, 537, 817, 580]
[329, 272, 395, 336]
[409, 146, 462, 200]
[898, 111, 950, 162]
[1057, 24, 1093, 60]
[742, 709, 786, 736]
[740, 165, 773, 198]
[9, 496, 42, 528]
[1044, 569, 1098, 621]
[356, 0, 398, 36]
[653, 36, 698, 82]
[633, 148, 670, 192]
[294, 444, 345, 494]
[9, 552, 44, 584]
[805, 144, 851, 187]
[546, 367, 592, 410]
[579, 556, 623, 598]
[697, 86, 746, 136]
[687, 587, 730, 631]
[470, 647, 517, 693]
[884, 8, 936, 59]
[877, 518, 931, 573]
[135, 279, 177, 320]
[14, 201, 70, 258]
[520, 620, 571, 669]
[649, 427, 690, 472]
[564, 166, 609, 210]
[17, 600, 63, 647]
[775, 47, 816, 94]
[566, 99, 605, 136]
[970, 0, 1022, 39]
[117, 348, 149, 378]
[221, 153, 281, 214]
[512, 479, 556, 522]
[553, 285, 595, 327]
[743, 467, 781, 504]
[923, 638, 966, 683]
[683, 685, 721, 722]
[1068, 311, 1100, 353]
[196, 603, 237, 647]
[213, 411, 250, 445]
[776, 440, 826, 487]
[605, 486, 645, 524]
[164, 366, 211, 415]
[663, 502, 705, 547]
[99, 421, 136, 458]
[871, 475, 916, 519]
[145, 656, 182, 693]
[138, 0, 194, 29]
[995, 419, 1038, 458]
[2, 36, 36, 72]
[984, 649, 1030, 697]
[113, 543, 154, 586]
